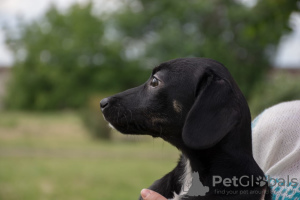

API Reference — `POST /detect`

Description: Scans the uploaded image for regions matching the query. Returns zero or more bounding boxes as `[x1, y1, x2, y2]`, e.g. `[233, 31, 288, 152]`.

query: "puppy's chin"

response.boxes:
[103, 115, 132, 133]
[103, 113, 162, 136]
[108, 123, 135, 134]
[107, 122, 138, 135]
[108, 121, 161, 138]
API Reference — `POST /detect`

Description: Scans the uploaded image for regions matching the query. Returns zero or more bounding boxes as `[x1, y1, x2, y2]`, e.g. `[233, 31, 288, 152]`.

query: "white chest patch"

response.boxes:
[170, 159, 192, 200]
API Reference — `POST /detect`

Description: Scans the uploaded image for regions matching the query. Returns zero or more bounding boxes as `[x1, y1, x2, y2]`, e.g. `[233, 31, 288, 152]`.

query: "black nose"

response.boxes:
[100, 98, 109, 110]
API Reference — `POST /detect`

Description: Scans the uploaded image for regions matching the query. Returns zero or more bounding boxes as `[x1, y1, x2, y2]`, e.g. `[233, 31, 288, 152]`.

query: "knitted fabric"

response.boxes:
[252, 100, 300, 200]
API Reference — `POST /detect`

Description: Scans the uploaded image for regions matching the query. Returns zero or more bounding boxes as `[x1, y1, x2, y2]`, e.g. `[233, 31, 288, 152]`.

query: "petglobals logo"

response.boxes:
[212, 175, 299, 188]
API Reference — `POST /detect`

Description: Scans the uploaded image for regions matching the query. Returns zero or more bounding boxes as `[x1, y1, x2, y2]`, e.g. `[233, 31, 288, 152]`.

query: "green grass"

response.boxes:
[0, 111, 179, 200]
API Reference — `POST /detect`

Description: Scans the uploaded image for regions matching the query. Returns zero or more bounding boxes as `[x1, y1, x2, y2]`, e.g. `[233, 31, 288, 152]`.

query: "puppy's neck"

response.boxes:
[179, 128, 253, 178]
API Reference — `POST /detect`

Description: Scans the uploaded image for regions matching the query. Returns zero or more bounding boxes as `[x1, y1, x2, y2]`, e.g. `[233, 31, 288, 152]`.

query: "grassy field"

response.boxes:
[0, 111, 179, 200]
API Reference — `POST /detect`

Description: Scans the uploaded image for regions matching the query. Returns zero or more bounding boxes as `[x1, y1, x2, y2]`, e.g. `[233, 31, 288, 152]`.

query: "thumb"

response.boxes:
[141, 189, 168, 200]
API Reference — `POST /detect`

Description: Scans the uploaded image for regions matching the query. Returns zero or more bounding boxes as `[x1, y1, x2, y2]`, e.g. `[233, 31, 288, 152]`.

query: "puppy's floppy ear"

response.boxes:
[182, 70, 240, 149]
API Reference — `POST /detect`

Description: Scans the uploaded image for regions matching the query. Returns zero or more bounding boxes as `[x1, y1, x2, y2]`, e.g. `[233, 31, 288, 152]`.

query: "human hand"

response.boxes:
[141, 189, 168, 200]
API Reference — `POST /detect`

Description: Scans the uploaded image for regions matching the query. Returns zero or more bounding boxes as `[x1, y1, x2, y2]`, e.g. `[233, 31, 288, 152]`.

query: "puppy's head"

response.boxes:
[101, 58, 250, 150]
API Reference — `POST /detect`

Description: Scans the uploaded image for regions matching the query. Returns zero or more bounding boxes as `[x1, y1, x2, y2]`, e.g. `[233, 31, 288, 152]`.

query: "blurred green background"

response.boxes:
[0, 0, 300, 199]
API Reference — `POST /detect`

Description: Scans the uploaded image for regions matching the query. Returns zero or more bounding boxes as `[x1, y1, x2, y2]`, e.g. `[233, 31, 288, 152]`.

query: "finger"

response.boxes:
[141, 189, 168, 200]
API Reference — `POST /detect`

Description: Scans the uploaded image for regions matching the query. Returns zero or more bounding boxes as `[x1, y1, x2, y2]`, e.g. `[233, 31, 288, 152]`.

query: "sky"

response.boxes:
[0, 0, 299, 68]
[0, 0, 84, 66]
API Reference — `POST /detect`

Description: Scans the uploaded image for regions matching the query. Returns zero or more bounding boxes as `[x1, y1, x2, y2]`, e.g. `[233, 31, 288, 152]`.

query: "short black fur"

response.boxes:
[100, 58, 271, 200]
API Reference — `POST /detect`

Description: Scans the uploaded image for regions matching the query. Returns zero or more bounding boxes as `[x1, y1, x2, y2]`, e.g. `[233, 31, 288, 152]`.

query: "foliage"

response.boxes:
[249, 71, 300, 117]
[4, 3, 150, 110]
[114, 0, 299, 97]
[3, 0, 299, 110]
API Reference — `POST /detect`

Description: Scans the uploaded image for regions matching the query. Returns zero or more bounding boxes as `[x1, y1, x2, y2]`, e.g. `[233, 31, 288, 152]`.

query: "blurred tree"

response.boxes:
[114, 0, 299, 97]
[4, 0, 299, 110]
[4, 2, 150, 110]
[249, 70, 300, 117]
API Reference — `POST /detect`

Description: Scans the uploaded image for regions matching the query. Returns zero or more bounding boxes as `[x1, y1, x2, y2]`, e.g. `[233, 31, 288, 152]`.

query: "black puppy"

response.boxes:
[100, 58, 271, 200]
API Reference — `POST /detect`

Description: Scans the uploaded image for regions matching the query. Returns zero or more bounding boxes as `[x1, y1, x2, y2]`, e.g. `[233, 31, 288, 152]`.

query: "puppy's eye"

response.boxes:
[150, 77, 159, 87]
